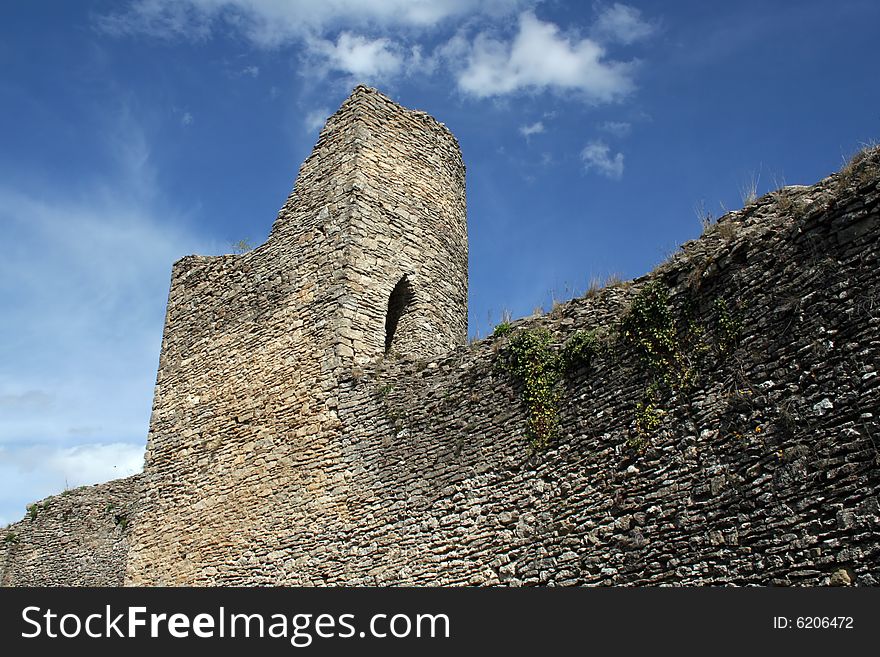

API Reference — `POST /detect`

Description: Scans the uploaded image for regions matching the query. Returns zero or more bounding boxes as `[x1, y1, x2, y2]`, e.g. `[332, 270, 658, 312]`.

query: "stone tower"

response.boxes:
[271, 85, 468, 363]
[124, 86, 467, 584]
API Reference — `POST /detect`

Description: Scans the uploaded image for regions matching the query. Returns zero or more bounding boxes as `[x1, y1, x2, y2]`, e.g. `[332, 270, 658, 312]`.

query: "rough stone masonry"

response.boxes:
[2, 87, 878, 586]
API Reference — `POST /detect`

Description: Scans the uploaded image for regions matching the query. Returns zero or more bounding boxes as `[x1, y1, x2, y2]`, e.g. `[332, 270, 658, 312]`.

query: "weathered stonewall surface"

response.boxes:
[2, 87, 878, 586]
[1, 476, 140, 586]
[121, 86, 467, 585]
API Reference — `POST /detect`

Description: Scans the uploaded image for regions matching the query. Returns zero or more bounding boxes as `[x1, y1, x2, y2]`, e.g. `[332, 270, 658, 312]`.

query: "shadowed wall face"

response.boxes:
[385, 275, 416, 354]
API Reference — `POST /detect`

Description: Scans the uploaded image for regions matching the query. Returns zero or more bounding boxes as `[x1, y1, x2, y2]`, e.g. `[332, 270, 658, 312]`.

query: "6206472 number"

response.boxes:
[797, 617, 853, 629]
[773, 616, 854, 629]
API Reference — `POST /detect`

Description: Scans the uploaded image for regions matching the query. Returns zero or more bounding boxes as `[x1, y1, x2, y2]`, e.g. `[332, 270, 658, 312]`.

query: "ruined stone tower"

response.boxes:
[270, 85, 469, 362]
[124, 87, 468, 584]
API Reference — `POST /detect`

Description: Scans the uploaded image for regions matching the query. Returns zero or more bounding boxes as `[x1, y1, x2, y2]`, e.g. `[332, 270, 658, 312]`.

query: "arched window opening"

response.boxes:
[385, 275, 415, 353]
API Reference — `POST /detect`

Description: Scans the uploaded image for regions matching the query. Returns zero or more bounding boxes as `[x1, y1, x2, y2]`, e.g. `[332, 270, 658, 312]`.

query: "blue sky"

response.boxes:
[1, 0, 878, 525]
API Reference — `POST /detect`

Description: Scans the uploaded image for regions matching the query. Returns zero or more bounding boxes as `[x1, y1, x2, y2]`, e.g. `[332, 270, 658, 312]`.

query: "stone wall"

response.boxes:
[2, 89, 878, 587]
[0, 476, 140, 586]
[321, 157, 879, 585]
[124, 86, 468, 585]
[241, 148, 877, 586]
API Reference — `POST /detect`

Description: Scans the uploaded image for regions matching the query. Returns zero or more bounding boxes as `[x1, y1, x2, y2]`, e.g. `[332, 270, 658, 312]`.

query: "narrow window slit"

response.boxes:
[385, 275, 415, 353]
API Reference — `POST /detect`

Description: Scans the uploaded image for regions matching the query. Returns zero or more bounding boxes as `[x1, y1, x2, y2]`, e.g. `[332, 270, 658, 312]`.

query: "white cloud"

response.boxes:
[98, 0, 534, 48]
[598, 120, 631, 137]
[0, 442, 143, 527]
[436, 30, 472, 64]
[0, 110, 211, 528]
[457, 12, 636, 102]
[581, 140, 624, 179]
[307, 32, 403, 83]
[519, 121, 544, 137]
[181, 111, 194, 126]
[304, 107, 331, 132]
[592, 3, 656, 45]
[405, 44, 440, 77]
[46, 443, 144, 483]
[0, 185, 206, 446]
[2, 443, 144, 487]
[99, 3, 653, 95]
[242, 64, 260, 77]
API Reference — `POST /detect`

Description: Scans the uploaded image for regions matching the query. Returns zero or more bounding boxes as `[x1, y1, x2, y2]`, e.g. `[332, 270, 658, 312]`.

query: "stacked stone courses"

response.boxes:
[1, 476, 140, 586]
[121, 86, 468, 584]
[1, 87, 878, 586]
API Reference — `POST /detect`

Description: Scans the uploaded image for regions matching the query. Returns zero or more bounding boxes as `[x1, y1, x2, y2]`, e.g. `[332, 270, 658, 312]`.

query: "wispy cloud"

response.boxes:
[457, 12, 636, 102]
[404, 44, 440, 77]
[97, 0, 534, 48]
[0, 390, 54, 411]
[581, 140, 624, 179]
[181, 111, 194, 126]
[0, 108, 211, 527]
[304, 107, 330, 132]
[0, 442, 144, 527]
[0, 185, 203, 445]
[592, 3, 656, 45]
[98, 2, 655, 99]
[598, 120, 631, 137]
[519, 121, 545, 137]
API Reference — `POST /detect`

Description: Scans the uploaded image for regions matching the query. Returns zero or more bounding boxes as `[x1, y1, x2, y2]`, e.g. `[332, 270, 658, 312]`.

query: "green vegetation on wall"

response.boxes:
[500, 328, 561, 451]
[621, 280, 743, 450]
[498, 327, 605, 451]
[496, 280, 745, 454]
[620, 281, 689, 389]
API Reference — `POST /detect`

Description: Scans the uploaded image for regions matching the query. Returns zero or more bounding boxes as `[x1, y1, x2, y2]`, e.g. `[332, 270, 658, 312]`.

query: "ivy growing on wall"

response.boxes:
[500, 328, 561, 451]
[621, 281, 743, 450]
[492, 322, 513, 338]
[496, 280, 743, 454]
[498, 328, 604, 451]
[712, 298, 743, 358]
[620, 281, 688, 389]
